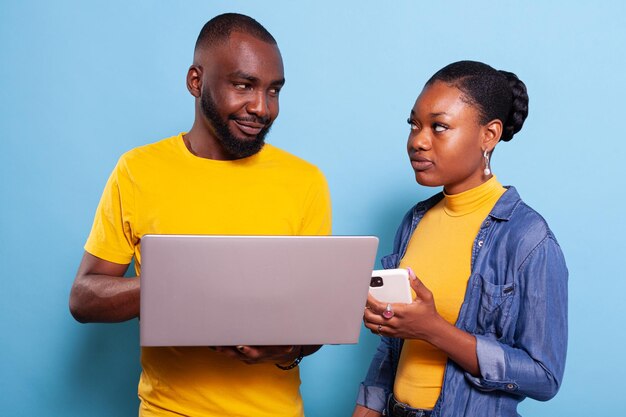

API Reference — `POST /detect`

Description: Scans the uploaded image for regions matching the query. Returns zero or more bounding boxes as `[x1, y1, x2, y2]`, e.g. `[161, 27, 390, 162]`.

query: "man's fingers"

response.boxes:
[214, 346, 246, 361]
[235, 345, 296, 363]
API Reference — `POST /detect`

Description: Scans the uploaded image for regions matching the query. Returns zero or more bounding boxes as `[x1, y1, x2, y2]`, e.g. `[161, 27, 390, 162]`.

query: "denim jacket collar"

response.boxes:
[415, 186, 521, 221]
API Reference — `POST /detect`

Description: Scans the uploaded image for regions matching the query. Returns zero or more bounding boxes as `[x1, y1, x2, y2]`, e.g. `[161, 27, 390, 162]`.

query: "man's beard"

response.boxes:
[201, 90, 271, 159]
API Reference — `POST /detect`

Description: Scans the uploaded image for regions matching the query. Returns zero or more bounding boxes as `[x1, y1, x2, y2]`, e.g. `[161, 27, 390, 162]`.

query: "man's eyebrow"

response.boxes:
[229, 71, 285, 86]
[229, 71, 258, 82]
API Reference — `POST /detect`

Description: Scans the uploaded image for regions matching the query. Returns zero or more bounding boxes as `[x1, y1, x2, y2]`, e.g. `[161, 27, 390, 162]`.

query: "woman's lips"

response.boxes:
[411, 157, 434, 171]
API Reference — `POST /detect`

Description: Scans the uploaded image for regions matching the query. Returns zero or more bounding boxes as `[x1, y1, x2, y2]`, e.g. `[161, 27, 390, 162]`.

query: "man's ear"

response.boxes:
[186, 65, 202, 98]
[482, 119, 503, 152]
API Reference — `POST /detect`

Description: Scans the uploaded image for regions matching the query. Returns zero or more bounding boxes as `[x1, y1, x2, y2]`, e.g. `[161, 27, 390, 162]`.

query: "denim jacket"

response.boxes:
[357, 187, 568, 417]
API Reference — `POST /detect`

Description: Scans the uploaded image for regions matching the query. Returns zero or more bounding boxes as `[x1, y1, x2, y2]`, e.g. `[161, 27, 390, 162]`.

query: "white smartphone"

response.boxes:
[369, 269, 412, 304]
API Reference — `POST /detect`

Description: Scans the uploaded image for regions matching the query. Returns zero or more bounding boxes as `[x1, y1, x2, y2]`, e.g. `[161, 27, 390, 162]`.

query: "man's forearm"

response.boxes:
[70, 275, 140, 323]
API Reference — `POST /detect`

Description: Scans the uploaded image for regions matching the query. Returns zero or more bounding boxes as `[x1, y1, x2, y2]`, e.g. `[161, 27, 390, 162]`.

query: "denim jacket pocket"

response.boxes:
[474, 274, 514, 338]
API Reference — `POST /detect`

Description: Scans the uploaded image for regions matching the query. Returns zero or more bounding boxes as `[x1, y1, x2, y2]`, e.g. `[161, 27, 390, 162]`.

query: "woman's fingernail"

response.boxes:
[407, 267, 415, 278]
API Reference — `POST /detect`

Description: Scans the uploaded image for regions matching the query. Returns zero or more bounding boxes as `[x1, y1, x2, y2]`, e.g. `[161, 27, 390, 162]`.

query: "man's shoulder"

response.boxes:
[263, 144, 324, 176]
[116, 134, 181, 168]
[121, 134, 179, 159]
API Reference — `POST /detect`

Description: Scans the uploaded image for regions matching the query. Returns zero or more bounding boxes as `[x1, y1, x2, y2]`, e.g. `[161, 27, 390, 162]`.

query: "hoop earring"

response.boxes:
[483, 150, 491, 176]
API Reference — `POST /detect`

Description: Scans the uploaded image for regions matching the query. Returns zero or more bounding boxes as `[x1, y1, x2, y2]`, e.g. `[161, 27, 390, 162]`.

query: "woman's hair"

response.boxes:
[426, 60, 529, 142]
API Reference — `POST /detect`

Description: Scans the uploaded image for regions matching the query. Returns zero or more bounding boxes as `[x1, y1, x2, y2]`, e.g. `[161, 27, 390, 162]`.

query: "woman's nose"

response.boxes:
[408, 130, 431, 152]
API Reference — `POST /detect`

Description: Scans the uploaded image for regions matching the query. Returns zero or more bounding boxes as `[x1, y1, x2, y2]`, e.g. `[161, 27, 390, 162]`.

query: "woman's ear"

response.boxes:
[482, 119, 503, 152]
[186, 65, 202, 98]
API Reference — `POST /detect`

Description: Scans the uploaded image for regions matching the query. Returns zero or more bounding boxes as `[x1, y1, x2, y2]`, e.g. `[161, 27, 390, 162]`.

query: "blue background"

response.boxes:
[1, 1, 625, 416]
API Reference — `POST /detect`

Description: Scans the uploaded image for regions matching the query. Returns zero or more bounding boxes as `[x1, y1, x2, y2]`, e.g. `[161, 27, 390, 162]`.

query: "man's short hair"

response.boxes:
[195, 13, 277, 51]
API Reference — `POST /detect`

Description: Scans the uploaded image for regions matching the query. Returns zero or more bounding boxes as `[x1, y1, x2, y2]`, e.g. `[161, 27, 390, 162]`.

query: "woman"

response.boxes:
[353, 61, 568, 417]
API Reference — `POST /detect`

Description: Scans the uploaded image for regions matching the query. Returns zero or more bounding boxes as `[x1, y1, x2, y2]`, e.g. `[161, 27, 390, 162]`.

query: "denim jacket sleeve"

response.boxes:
[356, 208, 415, 412]
[465, 234, 568, 401]
[357, 336, 402, 412]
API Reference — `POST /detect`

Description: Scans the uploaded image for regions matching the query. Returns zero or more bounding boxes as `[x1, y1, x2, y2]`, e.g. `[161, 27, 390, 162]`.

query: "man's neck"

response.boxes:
[184, 121, 232, 160]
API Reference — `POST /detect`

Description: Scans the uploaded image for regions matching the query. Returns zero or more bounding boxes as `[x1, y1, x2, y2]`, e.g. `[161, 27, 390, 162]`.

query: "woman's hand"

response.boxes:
[363, 268, 480, 376]
[363, 268, 445, 341]
[351, 404, 382, 417]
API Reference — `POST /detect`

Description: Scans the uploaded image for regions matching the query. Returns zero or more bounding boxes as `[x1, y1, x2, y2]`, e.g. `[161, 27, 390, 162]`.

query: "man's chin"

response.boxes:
[221, 136, 266, 159]
[231, 134, 262, 143]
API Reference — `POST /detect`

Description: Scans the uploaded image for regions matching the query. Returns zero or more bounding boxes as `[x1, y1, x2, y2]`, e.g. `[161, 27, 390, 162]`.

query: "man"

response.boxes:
[69, 13, 331, 417]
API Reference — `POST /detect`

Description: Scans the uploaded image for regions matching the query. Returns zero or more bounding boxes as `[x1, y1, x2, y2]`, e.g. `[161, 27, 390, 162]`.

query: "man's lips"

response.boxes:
[232, 119, 267, 136]
[410, 157, 434, 171]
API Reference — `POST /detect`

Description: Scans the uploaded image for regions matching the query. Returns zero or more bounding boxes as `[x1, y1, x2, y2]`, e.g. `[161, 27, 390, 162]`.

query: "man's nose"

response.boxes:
[247, 91, 270, 118]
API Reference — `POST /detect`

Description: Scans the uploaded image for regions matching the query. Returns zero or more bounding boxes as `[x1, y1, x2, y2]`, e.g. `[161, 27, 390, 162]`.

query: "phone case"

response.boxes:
[369, 269, 412, 304]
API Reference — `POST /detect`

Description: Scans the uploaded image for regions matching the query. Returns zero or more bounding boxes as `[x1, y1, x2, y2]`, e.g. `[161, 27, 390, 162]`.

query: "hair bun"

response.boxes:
[498, 70, 529, 142]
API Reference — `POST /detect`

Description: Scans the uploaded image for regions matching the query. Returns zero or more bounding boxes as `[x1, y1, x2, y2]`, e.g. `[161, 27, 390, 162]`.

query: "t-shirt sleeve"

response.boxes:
[84, 157, 137, 264]
[299, 167, 332, 236]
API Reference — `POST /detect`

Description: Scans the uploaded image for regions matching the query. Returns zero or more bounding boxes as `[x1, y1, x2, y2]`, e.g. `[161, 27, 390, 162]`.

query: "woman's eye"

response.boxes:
[407, 118, 418, 131]
[433, 123, 447, 132]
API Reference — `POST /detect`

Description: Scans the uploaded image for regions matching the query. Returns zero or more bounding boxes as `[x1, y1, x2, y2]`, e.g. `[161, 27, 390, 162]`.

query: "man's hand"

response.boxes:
[213, 345, 321, 365]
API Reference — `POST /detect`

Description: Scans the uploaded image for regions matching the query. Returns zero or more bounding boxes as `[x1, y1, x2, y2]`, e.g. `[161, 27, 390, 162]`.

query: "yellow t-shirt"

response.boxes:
[393, 177, 505, 409]
[84, 133, 332, 417]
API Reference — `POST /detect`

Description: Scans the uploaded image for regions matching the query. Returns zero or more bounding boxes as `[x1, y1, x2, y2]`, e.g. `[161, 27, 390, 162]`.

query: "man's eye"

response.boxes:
[269, 87, 281, 96]
[433, 123, 448, 132]
[234, 83, 249, 90]
[407, 118, 418, 131]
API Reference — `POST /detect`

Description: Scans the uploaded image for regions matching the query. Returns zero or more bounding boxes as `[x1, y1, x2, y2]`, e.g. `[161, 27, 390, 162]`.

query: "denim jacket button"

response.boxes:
[478, 240, 484, 247]
[506, 383, 515, 390]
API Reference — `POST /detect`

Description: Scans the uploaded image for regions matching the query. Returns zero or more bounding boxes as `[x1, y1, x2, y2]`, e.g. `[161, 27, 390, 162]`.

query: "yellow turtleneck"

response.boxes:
[393, 177, 506, 409]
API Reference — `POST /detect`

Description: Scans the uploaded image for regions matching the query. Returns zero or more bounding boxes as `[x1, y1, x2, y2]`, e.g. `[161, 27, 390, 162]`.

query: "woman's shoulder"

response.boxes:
[409, 192, 445, 216]
[496, 186, 561, 249]
[394, 192, 444, 231]
[484, 187, 566, 274]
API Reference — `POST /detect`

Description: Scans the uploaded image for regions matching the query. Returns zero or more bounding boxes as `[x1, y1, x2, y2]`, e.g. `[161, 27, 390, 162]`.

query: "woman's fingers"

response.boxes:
[409, 273, 434, 303]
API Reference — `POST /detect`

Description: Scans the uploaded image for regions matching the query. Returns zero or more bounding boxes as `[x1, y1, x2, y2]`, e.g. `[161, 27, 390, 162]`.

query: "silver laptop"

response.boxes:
[140, 234, 379, 346]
